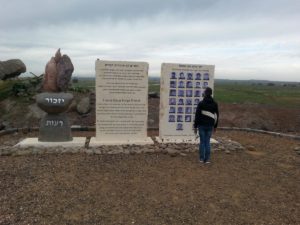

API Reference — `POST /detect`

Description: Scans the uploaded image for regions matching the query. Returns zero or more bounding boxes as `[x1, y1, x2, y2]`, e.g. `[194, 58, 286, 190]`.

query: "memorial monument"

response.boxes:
[36, 49, 74, 142]
[16, 49, 86, 148]
[90, 59, 153, 145]
[158, 63, 215, 143]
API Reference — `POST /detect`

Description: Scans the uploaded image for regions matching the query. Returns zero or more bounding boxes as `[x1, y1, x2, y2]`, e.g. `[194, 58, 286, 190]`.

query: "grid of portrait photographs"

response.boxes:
[169, 71, 211, 131]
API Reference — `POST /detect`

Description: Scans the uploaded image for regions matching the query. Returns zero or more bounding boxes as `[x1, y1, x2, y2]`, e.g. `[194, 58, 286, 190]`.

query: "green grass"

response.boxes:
[11, 77, 296, 109]
[149, 81, 160, 93]
[214, 83, 300, 108]
[72, 79, 95, 90]
[148, 80, 300, 108]
[0, 80, 18, 101]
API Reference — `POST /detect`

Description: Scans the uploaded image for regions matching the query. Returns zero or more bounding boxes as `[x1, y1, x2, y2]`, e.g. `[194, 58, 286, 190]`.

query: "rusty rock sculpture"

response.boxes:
[43, 57, 58, 92]
[57, 55, 74, 91]
[42, 49, 74, 92]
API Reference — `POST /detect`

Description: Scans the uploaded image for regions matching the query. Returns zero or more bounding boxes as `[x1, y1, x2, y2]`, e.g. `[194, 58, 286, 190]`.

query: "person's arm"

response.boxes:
[193, 102, 202, 131]
[214, 102, 219, 131]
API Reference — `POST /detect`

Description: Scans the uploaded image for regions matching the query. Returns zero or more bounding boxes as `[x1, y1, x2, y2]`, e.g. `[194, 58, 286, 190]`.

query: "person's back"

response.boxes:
[193, 87, 219, 164]
[194, 95, 219, 128]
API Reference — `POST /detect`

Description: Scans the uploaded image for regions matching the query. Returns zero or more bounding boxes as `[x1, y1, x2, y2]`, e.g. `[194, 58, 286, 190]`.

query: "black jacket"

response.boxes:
[193, 96, 219, 129]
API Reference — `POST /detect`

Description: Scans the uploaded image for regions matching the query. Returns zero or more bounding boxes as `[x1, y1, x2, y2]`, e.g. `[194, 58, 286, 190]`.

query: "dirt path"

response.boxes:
[0, 131, 299, 225]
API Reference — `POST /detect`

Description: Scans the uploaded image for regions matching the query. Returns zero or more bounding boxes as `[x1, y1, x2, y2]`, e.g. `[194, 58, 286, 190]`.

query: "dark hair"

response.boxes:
[204, 87, 212, 97]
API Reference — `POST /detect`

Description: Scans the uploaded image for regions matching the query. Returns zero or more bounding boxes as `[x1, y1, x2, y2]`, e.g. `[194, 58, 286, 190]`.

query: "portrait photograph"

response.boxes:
[187, 73, 193, 80]
[169, 98, 176, 105]
[194, 98, 200, 105]
[178, 98, 184, 105]
[194, 90, 201, 97]
[177, 115, 183, 122]
[169, 107, 176, 113]
[176, 123, 183, 130]
[185, 115, 192, 122]
[169, 115, 175, 122]
[186, 81, 193, 88]
[178, 90, 185, 97]
[178, 107, 184, 114]
[170, 72, 176, 79]
[203, 73, 210, 80]
[178, 81, 185, 88]
[179, 72, 185, 79]
[170, 81, 176, 88]
[186, 90, 192, 97]
[195, 82, 201, 88]
[169, 89, 176, 96]
[186, 98, 192, 105]
[185, 107, 192, 114]
[195, 72, 201, 80]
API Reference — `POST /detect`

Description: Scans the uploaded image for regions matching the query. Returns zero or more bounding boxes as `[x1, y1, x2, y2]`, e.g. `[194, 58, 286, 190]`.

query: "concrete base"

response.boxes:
[89, 137, 154, 146]
[15, 137, 86, 148]
[155, 137, 218, 144]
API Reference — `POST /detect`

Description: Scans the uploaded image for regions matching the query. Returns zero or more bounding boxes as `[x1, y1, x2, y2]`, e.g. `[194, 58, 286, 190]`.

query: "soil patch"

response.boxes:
[0, 131, 299, 225]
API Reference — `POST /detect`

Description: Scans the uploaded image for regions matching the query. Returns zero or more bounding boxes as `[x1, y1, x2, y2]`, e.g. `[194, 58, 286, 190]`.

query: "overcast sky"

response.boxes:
[1, 0, 299, 81]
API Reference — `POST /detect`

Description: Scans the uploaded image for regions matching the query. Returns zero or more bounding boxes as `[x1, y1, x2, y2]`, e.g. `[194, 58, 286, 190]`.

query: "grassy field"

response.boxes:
[148, 79, 300, 108]
[2, 77, 299, 108]
[214, 82, 300, 108]
[74, 77, 300, 108]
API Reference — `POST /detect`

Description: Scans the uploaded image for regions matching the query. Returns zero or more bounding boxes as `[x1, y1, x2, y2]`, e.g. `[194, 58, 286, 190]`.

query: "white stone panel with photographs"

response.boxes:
[159, 63, 215, 142]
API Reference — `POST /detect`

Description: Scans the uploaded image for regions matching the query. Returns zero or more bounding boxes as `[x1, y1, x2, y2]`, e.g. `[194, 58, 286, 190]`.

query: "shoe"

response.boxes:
[205, 161, 211, 164]
[199, 160, 204, 163]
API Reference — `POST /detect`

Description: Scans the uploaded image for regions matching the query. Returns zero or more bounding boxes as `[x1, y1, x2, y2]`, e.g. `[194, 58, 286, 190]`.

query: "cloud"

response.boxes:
[0, 0, 299, 81]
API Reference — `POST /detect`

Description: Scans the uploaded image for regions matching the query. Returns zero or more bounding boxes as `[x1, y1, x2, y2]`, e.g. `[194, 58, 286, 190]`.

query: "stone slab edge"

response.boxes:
[15, 137, 86, 148]
[155, 137, 218, 144]
[89, 137, 154, 146]
[219, 127, 300, 140]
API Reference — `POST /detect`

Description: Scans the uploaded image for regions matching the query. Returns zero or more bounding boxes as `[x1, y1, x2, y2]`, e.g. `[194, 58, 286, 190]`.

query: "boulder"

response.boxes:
[0, 59, 26, 80]
[76, 97, 90, 114]
[167, 149, 180, 157]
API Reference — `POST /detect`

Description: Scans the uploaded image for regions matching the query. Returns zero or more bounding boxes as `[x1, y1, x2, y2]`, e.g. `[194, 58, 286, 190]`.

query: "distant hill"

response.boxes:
[215, 79, 300, 86]
[72, 76, 299, 87]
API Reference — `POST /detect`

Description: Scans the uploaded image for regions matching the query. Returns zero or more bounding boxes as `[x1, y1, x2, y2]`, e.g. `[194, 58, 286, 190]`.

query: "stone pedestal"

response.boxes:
[39, 114, 72, 142]
[36, 92, 73, 142]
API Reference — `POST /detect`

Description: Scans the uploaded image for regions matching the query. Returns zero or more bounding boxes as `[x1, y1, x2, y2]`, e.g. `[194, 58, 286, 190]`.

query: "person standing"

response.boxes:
[193, 87, 219, 164]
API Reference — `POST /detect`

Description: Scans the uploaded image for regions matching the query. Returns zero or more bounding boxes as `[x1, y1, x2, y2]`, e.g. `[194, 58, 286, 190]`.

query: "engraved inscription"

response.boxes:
[45, 98, 65, 104]
[45, 120, 64, 127]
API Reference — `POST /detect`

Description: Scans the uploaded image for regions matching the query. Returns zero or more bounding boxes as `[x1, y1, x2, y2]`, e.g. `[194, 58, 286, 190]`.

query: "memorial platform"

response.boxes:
[89, 137, 154, 146]
[155, 137, 218, 144]
[15, 137, 86, 148]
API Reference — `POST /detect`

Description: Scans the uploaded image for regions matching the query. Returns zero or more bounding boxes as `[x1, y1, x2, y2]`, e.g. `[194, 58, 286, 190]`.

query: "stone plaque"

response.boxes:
[37, 92, 73, 142]
[94, 60, 152, 144]
[159, 63, 215, 142]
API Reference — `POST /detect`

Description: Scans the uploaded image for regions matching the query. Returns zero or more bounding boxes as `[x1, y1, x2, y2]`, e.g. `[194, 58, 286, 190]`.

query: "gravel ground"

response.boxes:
[0, 131, 299, 225]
